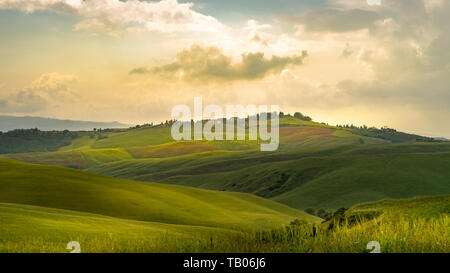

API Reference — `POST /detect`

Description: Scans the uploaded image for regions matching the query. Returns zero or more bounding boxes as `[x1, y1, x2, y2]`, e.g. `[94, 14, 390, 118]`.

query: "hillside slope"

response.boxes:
[79, 143, 450, 210]
[3, 117, 448, 213]
[347, 195, 450, 219]
[0, 202, 239, 253]
[0, 159, 318, 231]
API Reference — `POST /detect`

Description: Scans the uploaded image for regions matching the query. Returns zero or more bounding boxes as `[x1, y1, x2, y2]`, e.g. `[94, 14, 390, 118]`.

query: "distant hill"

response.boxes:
[0, 115, 131, 132]
[433, 137, 449, 142]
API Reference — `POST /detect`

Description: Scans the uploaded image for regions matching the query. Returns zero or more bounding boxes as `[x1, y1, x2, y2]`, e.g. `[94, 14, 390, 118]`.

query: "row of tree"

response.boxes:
[0, 128, 79, 154]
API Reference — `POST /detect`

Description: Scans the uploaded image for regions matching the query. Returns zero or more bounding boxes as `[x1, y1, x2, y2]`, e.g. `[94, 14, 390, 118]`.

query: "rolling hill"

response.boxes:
[3, 195, 447, 253]
[3, 116, 449, 212]
[1, 114, 449, 253]
[346, 195, 450, 219]
[0, 202, 239, 253]
[0, 158, 317, 230]
[0, 158, 321, 252]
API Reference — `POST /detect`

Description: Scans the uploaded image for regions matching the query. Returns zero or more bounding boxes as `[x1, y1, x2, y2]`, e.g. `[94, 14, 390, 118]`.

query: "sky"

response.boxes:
[0, 0, 449, 137]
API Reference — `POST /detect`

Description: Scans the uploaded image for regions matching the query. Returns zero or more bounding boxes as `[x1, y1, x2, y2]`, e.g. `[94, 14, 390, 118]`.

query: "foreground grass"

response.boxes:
[0, 203, 241, 253]
[1, 196, 448, 253]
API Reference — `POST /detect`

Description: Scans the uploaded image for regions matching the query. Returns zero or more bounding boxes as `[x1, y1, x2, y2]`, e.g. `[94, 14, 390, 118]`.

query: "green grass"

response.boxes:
[0, 203, 240, 253]
[222, 195, 450, 253]
[91, 126, 175, 149]
[271, 152, 450, 210]
[0, 158, 317, 231]
[8, 141, 450, 211]
[6, 148, 134, 169]
[1, 196, 447, 253]
[348, 195, 450, 219]
[19, 116, 389, 152]
[1, 116, 449, 253]
[77, 143, 450, 210]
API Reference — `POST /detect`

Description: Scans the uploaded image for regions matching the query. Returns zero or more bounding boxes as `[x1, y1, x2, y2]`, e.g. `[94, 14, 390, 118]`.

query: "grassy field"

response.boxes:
[5, 120, 450, 212]
[210, 195, 450, 253]
[0, 159, 317, 230]
[1, 195, 447, 253]
[0, 203, 240, 253]
[1, 116, 449, 253]
[83, 143, 450, 210]
[0, 159, 320, 253]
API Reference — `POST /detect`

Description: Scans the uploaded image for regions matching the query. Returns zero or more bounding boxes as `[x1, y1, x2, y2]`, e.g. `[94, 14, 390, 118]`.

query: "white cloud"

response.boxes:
[0, 0, 225, 34]
[0, 73, 79, 114]
[24, 73, 78, 95]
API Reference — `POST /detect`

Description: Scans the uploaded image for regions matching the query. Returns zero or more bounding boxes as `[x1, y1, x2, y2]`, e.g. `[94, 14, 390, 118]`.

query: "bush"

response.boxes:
[293, 112, 312, 121]
[305, 208, 315, 216]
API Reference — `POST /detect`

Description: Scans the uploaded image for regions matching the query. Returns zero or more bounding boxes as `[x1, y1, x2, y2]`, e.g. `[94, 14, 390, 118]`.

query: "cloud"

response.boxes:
[0, 90, 47, 113]
[0, 73, 78, 114]
[0, 0, 224, 34]
[334, 0, 450, 115]
[130, 44, 308, 82]
[23, 73, 78, 95]
[250, 34, 268, 47]
[341, 43, 354, 58]
[286, 8, 381, 33]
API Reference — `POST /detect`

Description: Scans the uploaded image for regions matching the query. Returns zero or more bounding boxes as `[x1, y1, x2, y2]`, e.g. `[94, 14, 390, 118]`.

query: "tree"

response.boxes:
[294, 112, 312, 121]
[317, 209, 330, 219]
[305, 208, 315, 216]
[290, 219, 308, 226]
[294, 112, 303, 119]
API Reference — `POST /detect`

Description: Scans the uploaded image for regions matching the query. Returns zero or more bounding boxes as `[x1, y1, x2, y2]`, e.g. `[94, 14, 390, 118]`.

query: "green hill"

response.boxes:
[271, 152, 450, 210]
[0, 202, 239, 253]
[2, 195, 447, 253]
[1, 113, 449, 253]
[3, 116, 449, 213]
[76, 143, 449, 210]
[237, 195, 449, 253]
[1, 116, 391, 155]
[346, 195, 450, 219]
[0, 159, 317, 231]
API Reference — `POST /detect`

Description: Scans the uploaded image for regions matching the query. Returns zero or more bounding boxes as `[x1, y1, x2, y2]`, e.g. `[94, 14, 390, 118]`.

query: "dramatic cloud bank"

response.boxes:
[0, 0, 224, 34]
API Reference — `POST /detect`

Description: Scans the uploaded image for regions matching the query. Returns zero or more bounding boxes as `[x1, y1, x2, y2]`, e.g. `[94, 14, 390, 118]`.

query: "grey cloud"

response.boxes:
[286, 8, 381, 33]
[0, 90, 47, 114]
[0, 73, 78, 114]
[341, 43, 354, 58]
[130, 44, 308, 82]
[129, 67, 150, 75]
